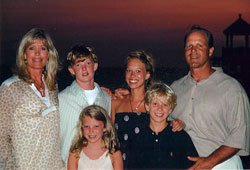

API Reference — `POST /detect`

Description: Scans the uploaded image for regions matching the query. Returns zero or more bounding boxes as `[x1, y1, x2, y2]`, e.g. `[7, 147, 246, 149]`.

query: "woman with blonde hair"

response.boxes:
[68, 105, 123, 170]
[0, 28, 65, 169]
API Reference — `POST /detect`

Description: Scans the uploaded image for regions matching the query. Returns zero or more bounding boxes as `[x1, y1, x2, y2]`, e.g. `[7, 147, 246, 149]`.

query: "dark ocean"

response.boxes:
[57, 66, 189, 92]
[0, 65, 188, 91]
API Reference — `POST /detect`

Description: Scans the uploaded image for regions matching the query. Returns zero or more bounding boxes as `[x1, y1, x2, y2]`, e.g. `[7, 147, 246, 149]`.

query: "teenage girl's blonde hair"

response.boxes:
[145, 82, 177, 110]
[70, 105, 118, 157]
[15, 28, 59, 90]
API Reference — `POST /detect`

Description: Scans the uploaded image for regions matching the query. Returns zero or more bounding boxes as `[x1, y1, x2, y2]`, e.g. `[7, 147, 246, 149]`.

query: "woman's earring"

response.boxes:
[24, 58, 27, 64]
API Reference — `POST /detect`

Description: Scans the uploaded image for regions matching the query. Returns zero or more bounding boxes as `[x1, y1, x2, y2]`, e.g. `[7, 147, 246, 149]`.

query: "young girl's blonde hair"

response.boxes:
[70, 105, 118, 157]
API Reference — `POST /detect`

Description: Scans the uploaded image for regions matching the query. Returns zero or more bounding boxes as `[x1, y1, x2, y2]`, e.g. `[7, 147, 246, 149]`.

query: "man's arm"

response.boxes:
[187, 145, 239, 170]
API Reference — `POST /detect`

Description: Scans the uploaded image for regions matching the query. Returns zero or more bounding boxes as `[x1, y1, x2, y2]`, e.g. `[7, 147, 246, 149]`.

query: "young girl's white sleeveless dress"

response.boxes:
[78, 150, 114, 170]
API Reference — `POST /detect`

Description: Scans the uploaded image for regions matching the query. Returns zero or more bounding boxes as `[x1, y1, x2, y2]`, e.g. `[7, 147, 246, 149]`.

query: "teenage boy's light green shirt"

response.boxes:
[59, 81, 111, 163]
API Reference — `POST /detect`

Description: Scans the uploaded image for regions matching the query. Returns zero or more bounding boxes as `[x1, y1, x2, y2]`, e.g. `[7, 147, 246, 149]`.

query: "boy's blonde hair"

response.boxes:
[66, 43, 98, 67]
[70, 105, 118, 157]
[145, 82, 177, 110]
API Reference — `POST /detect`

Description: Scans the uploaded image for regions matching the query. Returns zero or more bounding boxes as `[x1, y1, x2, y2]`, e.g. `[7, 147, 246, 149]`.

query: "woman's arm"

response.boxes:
[0, 84, 14, 167]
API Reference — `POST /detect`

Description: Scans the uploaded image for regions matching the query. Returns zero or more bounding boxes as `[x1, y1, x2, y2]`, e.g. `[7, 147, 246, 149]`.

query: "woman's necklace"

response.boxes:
[34, 81, 45, 97]
[129, 95, 144, 112]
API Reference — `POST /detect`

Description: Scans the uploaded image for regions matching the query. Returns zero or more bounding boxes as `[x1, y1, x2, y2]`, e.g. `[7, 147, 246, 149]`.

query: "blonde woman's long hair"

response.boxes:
[70, 105, 119, 157]
[15, 28, 59, 90]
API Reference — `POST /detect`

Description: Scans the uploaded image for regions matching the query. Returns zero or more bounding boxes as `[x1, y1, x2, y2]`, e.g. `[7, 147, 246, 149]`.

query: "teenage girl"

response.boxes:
[67, 105, 123, 170]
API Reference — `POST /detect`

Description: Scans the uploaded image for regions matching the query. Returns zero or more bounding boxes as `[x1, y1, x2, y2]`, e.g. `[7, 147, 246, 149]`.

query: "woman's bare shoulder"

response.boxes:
[112, 94, 129, 107]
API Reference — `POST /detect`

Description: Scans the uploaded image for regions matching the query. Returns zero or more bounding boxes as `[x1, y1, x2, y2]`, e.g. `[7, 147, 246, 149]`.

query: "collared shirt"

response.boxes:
[29, 75, 56, 116]
[59, 81, 111, 163]
[0, 76, 65, 169]
[170, 67, 250, 157]
[127, 122, 198, 169]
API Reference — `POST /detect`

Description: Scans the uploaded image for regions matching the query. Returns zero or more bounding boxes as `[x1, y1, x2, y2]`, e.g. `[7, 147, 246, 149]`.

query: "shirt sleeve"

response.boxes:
[176, 131, 198, 169]
[0, 84, 15, 168]
[223, 89, 249, 155]
[59, 92, 75, 163]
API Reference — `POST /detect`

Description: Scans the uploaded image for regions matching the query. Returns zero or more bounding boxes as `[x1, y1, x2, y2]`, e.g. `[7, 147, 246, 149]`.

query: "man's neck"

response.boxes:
[191, 66, 215, 82]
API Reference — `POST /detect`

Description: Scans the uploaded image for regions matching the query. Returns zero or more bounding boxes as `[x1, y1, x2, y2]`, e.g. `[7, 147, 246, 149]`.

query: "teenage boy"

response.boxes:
[59, 44, 111, 163]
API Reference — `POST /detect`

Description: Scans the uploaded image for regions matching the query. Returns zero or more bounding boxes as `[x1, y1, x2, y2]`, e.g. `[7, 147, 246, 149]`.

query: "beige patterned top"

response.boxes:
[0, 76, 65, 170]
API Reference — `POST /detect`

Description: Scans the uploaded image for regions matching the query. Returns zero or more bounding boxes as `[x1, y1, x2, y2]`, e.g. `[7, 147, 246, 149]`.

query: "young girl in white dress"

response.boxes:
[67, 105, 123, 170]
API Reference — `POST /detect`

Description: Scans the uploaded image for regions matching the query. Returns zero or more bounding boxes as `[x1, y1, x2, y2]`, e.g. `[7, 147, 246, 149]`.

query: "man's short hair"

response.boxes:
[184, 25, 214, 49]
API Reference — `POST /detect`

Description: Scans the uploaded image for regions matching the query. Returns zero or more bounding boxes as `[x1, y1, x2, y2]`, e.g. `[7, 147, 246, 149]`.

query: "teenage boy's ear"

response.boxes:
[68, 66, 75, 76]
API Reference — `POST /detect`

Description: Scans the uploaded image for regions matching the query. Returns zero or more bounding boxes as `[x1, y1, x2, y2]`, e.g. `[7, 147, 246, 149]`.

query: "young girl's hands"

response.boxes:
[170, 119, 185, 132]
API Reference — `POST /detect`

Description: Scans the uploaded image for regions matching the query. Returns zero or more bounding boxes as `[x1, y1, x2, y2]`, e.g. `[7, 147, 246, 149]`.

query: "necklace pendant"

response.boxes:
[40, 88, 44, 96]
[129, 95, 144, 112]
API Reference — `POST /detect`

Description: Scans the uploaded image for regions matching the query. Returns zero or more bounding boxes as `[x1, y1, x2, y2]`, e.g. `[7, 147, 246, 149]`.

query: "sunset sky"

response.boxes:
[1, 0, 250, 70]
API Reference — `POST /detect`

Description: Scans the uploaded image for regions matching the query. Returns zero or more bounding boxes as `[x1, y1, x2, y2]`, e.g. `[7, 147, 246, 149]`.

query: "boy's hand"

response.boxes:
[113, 88, 130, 100]
[170, 119, 184, 132]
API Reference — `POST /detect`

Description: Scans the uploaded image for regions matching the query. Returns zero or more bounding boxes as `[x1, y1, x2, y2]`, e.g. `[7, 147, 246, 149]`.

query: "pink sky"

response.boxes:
[1, 0, 250, 68]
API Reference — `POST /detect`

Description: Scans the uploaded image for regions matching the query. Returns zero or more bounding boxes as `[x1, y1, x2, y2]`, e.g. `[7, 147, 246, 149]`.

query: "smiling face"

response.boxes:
[82, 116, 105, 145]
[185, 31, 214, 70]
[125, 58, 150, 90]
[24, 38, 49, 73]
[68, 57, 98, 86]
[146, 96, 172, 125]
